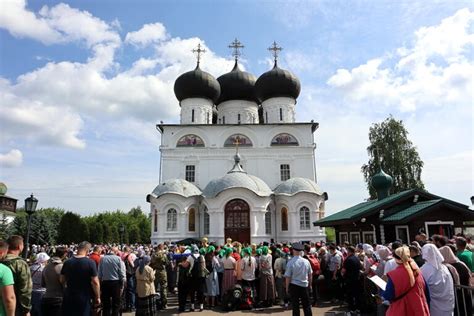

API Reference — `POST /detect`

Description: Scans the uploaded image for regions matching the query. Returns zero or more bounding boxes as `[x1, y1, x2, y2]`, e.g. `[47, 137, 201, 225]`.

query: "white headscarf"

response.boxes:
[35, 252, 50, 264]
[363, 244, 374, 255]
[421, 243, 444, 270]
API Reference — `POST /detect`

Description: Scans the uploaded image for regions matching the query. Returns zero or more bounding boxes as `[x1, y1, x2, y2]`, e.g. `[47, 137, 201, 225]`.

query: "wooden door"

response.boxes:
[225, 199, 250, 244]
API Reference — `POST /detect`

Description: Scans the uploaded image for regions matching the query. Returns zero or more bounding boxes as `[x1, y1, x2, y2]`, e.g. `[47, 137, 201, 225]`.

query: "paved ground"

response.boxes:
[124, 293, 350, 315]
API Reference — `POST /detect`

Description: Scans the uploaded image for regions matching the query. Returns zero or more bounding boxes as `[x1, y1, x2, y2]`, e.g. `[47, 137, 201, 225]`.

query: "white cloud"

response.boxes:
[0, 0, 120, 47]
[327, 8, 474, 112]
[0, 149, 23, 168]
[125, 23, 167, 47]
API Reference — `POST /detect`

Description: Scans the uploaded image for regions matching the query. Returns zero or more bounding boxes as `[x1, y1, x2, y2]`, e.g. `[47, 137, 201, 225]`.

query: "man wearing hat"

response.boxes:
[284, 243, 312, 316]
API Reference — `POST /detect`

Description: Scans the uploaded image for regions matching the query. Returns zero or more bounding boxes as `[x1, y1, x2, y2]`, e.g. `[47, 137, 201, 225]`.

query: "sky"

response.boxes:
[0, 0, 473, 216]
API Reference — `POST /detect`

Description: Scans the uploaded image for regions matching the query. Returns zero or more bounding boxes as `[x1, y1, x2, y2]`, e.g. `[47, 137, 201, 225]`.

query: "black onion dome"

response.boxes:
[217, 62, 258, 104]
[174, 66, 221, 104]
[255, 63, 301, 102]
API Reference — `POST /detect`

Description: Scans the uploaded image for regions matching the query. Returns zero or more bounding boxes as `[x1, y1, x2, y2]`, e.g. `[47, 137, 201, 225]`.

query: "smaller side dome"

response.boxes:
[148, 179, 202, 200]
[255, 64, 301, 102]
[217, 62, 258, 104]
[0, 182, 7, 195]
[174, 66, 221, 104]
[274, 177, 323, 196]
[371, 169, 393, 200]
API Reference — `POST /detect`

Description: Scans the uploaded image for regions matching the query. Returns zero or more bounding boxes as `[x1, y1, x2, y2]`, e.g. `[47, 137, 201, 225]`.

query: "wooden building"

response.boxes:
[314, 169, 474, 245]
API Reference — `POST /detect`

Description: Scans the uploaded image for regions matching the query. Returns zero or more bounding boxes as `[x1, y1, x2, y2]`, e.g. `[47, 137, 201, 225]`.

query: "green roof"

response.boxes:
[381, 199, 441, 222]
[315, 189, 415, 225]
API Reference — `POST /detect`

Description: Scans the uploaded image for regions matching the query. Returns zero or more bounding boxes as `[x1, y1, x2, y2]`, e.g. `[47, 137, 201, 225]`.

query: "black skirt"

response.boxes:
[136, 294, 160, 316]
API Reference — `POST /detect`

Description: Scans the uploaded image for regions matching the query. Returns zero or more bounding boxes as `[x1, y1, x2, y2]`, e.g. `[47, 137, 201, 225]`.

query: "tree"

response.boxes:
[361, 116, 425, 199]
[58, 212, 86, 244]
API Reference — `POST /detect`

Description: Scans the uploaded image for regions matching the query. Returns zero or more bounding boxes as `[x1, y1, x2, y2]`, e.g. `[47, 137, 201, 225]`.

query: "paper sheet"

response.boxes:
[369, 275, 387, 291]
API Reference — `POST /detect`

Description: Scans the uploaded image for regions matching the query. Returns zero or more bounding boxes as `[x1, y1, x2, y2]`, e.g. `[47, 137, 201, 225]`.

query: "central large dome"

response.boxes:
[217, 61, 258, 104]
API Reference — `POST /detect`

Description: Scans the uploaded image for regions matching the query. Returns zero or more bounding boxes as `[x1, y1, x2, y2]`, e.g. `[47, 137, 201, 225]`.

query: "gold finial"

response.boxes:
[233, 136, 241, 155]
[268, 41, 283, 66]
[228, 38, 244, 62]
[192, 43, 206, 68]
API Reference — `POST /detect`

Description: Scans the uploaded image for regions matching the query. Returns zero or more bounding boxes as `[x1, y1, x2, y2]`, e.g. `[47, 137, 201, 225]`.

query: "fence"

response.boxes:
[454, 283, 473, 316]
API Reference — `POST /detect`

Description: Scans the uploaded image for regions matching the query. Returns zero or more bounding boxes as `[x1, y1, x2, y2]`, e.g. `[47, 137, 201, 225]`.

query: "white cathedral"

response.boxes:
[147, 40, 327, 245]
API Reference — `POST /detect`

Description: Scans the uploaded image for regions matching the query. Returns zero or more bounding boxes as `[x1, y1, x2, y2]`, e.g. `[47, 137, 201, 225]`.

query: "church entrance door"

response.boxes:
[224, 199, 250, 244]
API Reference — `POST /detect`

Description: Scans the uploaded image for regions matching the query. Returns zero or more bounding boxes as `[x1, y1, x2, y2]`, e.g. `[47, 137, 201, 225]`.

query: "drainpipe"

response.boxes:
[370, 224, 377, 244]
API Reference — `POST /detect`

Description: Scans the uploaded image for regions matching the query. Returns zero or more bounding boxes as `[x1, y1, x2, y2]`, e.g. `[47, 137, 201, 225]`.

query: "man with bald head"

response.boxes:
[98, 247, 126, 316]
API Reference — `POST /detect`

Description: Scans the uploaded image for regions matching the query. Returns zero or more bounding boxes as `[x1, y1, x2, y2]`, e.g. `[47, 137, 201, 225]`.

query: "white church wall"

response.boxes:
[150, 194, 200, 244]
[180, 98, 213, 124]
[159, 124, 317, 189]
[217, 100, 259, 124]
[261, 97, 296, 123]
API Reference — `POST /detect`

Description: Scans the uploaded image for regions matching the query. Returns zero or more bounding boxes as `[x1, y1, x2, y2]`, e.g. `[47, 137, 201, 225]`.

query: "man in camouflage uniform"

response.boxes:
[0, 235, 32, 316]
[151, 244, 169, 307]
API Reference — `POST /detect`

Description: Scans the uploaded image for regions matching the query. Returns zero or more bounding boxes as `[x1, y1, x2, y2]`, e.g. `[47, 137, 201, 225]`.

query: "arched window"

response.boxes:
[224, 134, 253, 147]
[203, 209, 210, 235]
[271, 133, 299, 146]
[188, 208, 196, 232]
[166, 208, 177, 231]
[299, 206, 310, 230]
[265, 211, 272, 235]
[191, 109, 195, 122]
[280, 108, 283, 121]
[281, 207, 288, 231]
[153, 209, 158, 232]
[238, 113, 241, 124]
[177, 134, 205, 147]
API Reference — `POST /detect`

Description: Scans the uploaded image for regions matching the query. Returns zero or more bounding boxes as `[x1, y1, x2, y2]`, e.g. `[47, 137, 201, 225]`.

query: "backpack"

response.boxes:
[190, 255, 202, 278]
[306, 254, 321, 276]
[222, 285, 242, 311]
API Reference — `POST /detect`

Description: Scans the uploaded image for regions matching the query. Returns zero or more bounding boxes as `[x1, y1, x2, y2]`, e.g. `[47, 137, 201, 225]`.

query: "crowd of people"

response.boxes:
[0, 233, 472, 316]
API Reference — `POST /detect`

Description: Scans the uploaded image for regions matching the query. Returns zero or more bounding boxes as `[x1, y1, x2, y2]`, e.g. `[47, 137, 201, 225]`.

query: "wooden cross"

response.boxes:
[229, 38, 244, 62]
[268, 41, 282, 65]
[192, 43, 206, 67]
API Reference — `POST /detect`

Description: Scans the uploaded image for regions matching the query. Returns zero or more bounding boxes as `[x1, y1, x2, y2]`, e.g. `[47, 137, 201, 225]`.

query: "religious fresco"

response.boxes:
[271, 133, 299, 146]
[224, 134, 253, 147]
[176, 134, 205, 147]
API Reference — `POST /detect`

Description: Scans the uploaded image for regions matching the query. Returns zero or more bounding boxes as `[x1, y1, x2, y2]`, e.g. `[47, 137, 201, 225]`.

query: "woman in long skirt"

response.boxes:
[258, 246, 275, 307]
[135, 256, 158, 316]
[221, 247, 237, 298]
[205, 246, 220, 308]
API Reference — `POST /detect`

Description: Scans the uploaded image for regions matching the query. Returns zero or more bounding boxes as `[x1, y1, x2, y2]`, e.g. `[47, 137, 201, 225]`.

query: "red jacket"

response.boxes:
[89, 253, 101, 268]
[387, 264, 429, 316]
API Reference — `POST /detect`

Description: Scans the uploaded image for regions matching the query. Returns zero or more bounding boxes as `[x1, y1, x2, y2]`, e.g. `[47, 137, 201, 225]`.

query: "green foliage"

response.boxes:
[361, 116, 425, 199]
[3, 205, 151, 245]
[325, 227, 336, 243]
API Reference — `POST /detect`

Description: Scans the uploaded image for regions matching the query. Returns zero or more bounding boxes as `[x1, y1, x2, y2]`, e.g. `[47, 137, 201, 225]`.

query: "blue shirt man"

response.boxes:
[284, 243, 313, 316]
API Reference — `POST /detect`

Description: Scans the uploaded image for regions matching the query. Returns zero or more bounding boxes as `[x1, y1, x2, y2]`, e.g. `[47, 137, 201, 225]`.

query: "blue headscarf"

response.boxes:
[138, 255, 151, 274]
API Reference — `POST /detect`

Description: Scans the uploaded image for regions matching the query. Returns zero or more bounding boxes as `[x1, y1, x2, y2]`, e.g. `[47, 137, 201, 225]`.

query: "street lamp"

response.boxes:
[24, 194, 38, 259]
[119, 224, 125, 244]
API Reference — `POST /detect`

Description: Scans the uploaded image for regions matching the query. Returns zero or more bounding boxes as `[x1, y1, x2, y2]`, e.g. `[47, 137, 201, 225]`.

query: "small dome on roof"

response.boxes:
[217, 61, 258, 104]
[274, 177, 323, 196]
[255, 63, 301, 102]
[203, 172, 272, 198]
[371, 169, 393, 191]
[0, 182, 7, 195]
[174, 66, 221, 104]
[149, 179, 202, 199]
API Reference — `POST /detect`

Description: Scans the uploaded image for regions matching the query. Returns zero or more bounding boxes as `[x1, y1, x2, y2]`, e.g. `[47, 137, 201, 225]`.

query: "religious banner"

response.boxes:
[176, 134, 205, 147]
[224, 134, 253, 147]
[271, 133, 299, 146]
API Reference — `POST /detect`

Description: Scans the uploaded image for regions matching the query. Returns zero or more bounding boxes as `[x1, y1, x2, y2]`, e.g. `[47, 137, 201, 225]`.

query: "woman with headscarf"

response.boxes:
[182, 245, 206, 311]
[273, 249, 288, 307]
[221, 247, 236, 298]
[241, 247, 257, 300]
[204, 246, 220, 308]
[381, 246, 430, 316]
[135, 255, 157, 316]
[375, 246, 392, 278]
[362, 244, 379, 276]
[258, 246, 275, 308]
[439, 246, 472, 316]
[30, 252, 50, 316]
[421, 243, 455, 316]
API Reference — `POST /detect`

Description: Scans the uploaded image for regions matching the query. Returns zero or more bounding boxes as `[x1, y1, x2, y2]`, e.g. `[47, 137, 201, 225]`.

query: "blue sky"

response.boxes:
[0, 0, 472, 215]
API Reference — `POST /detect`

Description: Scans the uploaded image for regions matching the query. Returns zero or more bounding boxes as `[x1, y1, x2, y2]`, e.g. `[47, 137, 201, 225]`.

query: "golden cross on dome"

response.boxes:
[229, 38, 244, 62]
[268, 41, 282, 65]
[192, 43, 206, 67]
